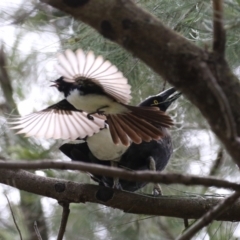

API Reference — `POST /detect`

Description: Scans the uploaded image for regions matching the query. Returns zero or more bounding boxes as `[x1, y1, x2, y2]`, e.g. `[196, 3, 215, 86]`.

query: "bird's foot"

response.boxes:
[97, 110, 104, 115]
[152, 183, 162, 196]
[87, 113, 94, 120]
[112, 176, 123, 190]
[96, 105, 108, 115]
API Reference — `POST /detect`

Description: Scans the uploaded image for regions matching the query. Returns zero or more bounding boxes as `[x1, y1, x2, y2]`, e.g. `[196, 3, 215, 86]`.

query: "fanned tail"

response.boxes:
[107, 105, 173, 146]
[125, 105, 174, 127]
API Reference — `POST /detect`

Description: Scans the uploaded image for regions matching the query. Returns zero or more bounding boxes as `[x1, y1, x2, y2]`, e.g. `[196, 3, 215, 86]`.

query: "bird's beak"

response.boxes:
[50, 81, 58, 87]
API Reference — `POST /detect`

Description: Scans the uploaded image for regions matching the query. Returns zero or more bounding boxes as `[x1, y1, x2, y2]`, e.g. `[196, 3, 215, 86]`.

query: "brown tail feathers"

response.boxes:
[107, 105, 173, 146]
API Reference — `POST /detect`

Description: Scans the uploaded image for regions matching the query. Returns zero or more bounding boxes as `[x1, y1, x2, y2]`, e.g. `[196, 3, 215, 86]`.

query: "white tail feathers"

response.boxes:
[55, 49, 132, 104]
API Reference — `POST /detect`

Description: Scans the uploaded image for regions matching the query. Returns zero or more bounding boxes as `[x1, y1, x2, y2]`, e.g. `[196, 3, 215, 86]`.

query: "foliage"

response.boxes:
[0, 0, 240, 239]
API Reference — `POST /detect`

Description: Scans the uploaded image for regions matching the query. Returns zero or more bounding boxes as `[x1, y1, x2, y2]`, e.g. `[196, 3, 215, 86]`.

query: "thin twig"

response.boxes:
[184, 219, 189, 229]
[1, 160, 240, 191]
[201, 63, 240, 143]
[208, 148, 224, 176]
[177, 191, 240, 240]
[212, 0, 226, 55]
[5, 194, 23, 240]
[201, 148, 224, 194]
[57, 202, 70, 240]
[34, 221, 43, 240]
[161, 80, 167, 92]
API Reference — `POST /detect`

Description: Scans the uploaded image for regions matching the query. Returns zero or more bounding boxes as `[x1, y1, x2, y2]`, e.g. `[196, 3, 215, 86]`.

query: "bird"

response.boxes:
[50, 77, 128, 188]
[60, 87, 181, 194]
[53, 49, 174, 146]
[10, 49, 173, 147]
[51, 77, 129, 163]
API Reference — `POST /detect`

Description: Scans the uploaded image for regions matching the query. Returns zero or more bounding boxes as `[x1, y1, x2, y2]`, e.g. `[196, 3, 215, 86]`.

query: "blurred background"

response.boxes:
[0, 0, 240, 239]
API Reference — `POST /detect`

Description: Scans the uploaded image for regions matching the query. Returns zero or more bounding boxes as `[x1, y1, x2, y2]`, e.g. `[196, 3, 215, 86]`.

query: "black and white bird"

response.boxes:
[60, 88, 181, 194]
[51, 77, 129, 163]
[10, 49, 173, 146]
[53, 49, 173, 146]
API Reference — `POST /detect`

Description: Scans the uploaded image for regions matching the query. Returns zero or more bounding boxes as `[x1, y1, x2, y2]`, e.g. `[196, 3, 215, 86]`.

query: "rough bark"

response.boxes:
[1, 168, 240, 221]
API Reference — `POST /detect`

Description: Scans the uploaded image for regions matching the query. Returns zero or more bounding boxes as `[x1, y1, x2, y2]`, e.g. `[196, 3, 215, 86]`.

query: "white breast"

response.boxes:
[67, 89, 129, 114]
[87, 128, 129, 161]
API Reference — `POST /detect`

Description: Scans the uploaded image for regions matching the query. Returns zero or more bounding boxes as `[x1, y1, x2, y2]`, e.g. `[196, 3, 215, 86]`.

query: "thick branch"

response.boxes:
[1, 168, 240, 221]
[1, 160, 240, 191]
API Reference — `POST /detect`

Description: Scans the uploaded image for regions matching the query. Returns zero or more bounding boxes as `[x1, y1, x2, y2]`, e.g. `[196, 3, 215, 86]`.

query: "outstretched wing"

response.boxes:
[9, 99, 105, 140]
[55, 49, 132, 104]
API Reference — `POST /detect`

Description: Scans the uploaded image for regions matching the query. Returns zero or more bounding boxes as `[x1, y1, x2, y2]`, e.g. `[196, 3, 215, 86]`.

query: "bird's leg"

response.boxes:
[87, 113, 94, 120]
[111, 160, 122, 190]
[148, 156, 162, 196]
[87, 105, 108, 120]
[96, 105, 108, 115]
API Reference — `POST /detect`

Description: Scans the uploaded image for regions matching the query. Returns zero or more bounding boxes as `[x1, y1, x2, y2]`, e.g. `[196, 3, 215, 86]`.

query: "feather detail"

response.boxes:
[110, 115, 130, 146]
[117, 115, 152, 142]
[55, 49, 132, 104]
[9, 100, 105, 140]
[124, 105, 174, 127]
[107, 113, 164, 145]
[107, 116, 120, 145]
[112, 115, 142, 144]
[106, 103, 174, 145]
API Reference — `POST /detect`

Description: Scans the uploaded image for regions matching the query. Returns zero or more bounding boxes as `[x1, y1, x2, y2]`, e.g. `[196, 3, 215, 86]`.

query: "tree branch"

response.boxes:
[1, 168, 240, 221]
[177, 191, 240, 240]
[201, 62, 239, 142]
[209, 148, 224, 176]
[5, 194, 23, 240]
[57, 202, 70, 240]
[34, 221, 43, 240]
[1, 160, 240, 191]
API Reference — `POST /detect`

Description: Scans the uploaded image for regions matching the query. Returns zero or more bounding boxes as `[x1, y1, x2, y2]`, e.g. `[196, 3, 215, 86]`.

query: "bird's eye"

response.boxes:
[153, 100, 159, 105]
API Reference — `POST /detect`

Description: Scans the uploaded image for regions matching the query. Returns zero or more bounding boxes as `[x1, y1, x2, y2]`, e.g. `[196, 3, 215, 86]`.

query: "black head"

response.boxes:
[139, 87, 181, 112]
[51, 77, 74, 98]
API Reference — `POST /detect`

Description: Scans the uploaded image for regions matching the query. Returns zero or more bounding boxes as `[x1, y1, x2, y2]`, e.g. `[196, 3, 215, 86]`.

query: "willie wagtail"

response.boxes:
[54, 49, 173, 146]
[10, 49, 173, 147]
[60, 88, 181, 194]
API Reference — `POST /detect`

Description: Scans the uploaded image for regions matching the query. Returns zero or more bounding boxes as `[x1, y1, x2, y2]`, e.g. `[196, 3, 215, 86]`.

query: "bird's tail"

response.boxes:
[107, 105, 173, 146]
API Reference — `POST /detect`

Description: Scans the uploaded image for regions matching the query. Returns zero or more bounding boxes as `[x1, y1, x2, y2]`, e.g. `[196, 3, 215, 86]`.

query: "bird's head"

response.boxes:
[139, 87, 181, 112]
[51, 77, 74, 97]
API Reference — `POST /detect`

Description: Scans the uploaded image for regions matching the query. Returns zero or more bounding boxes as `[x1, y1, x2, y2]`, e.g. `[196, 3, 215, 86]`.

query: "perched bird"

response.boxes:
[53, 49, 173, 146]
[60, 88, 181, 194]
[10, 49, 173, 147]
[50, 78, 127, 188]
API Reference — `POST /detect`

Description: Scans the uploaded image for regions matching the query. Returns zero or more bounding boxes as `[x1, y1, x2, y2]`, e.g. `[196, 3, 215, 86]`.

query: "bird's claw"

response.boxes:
[112, 178, 122, 190]
[97, 110, 104, 115]
[152, 184, 162, 196]
[87, 114, 94, 120]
